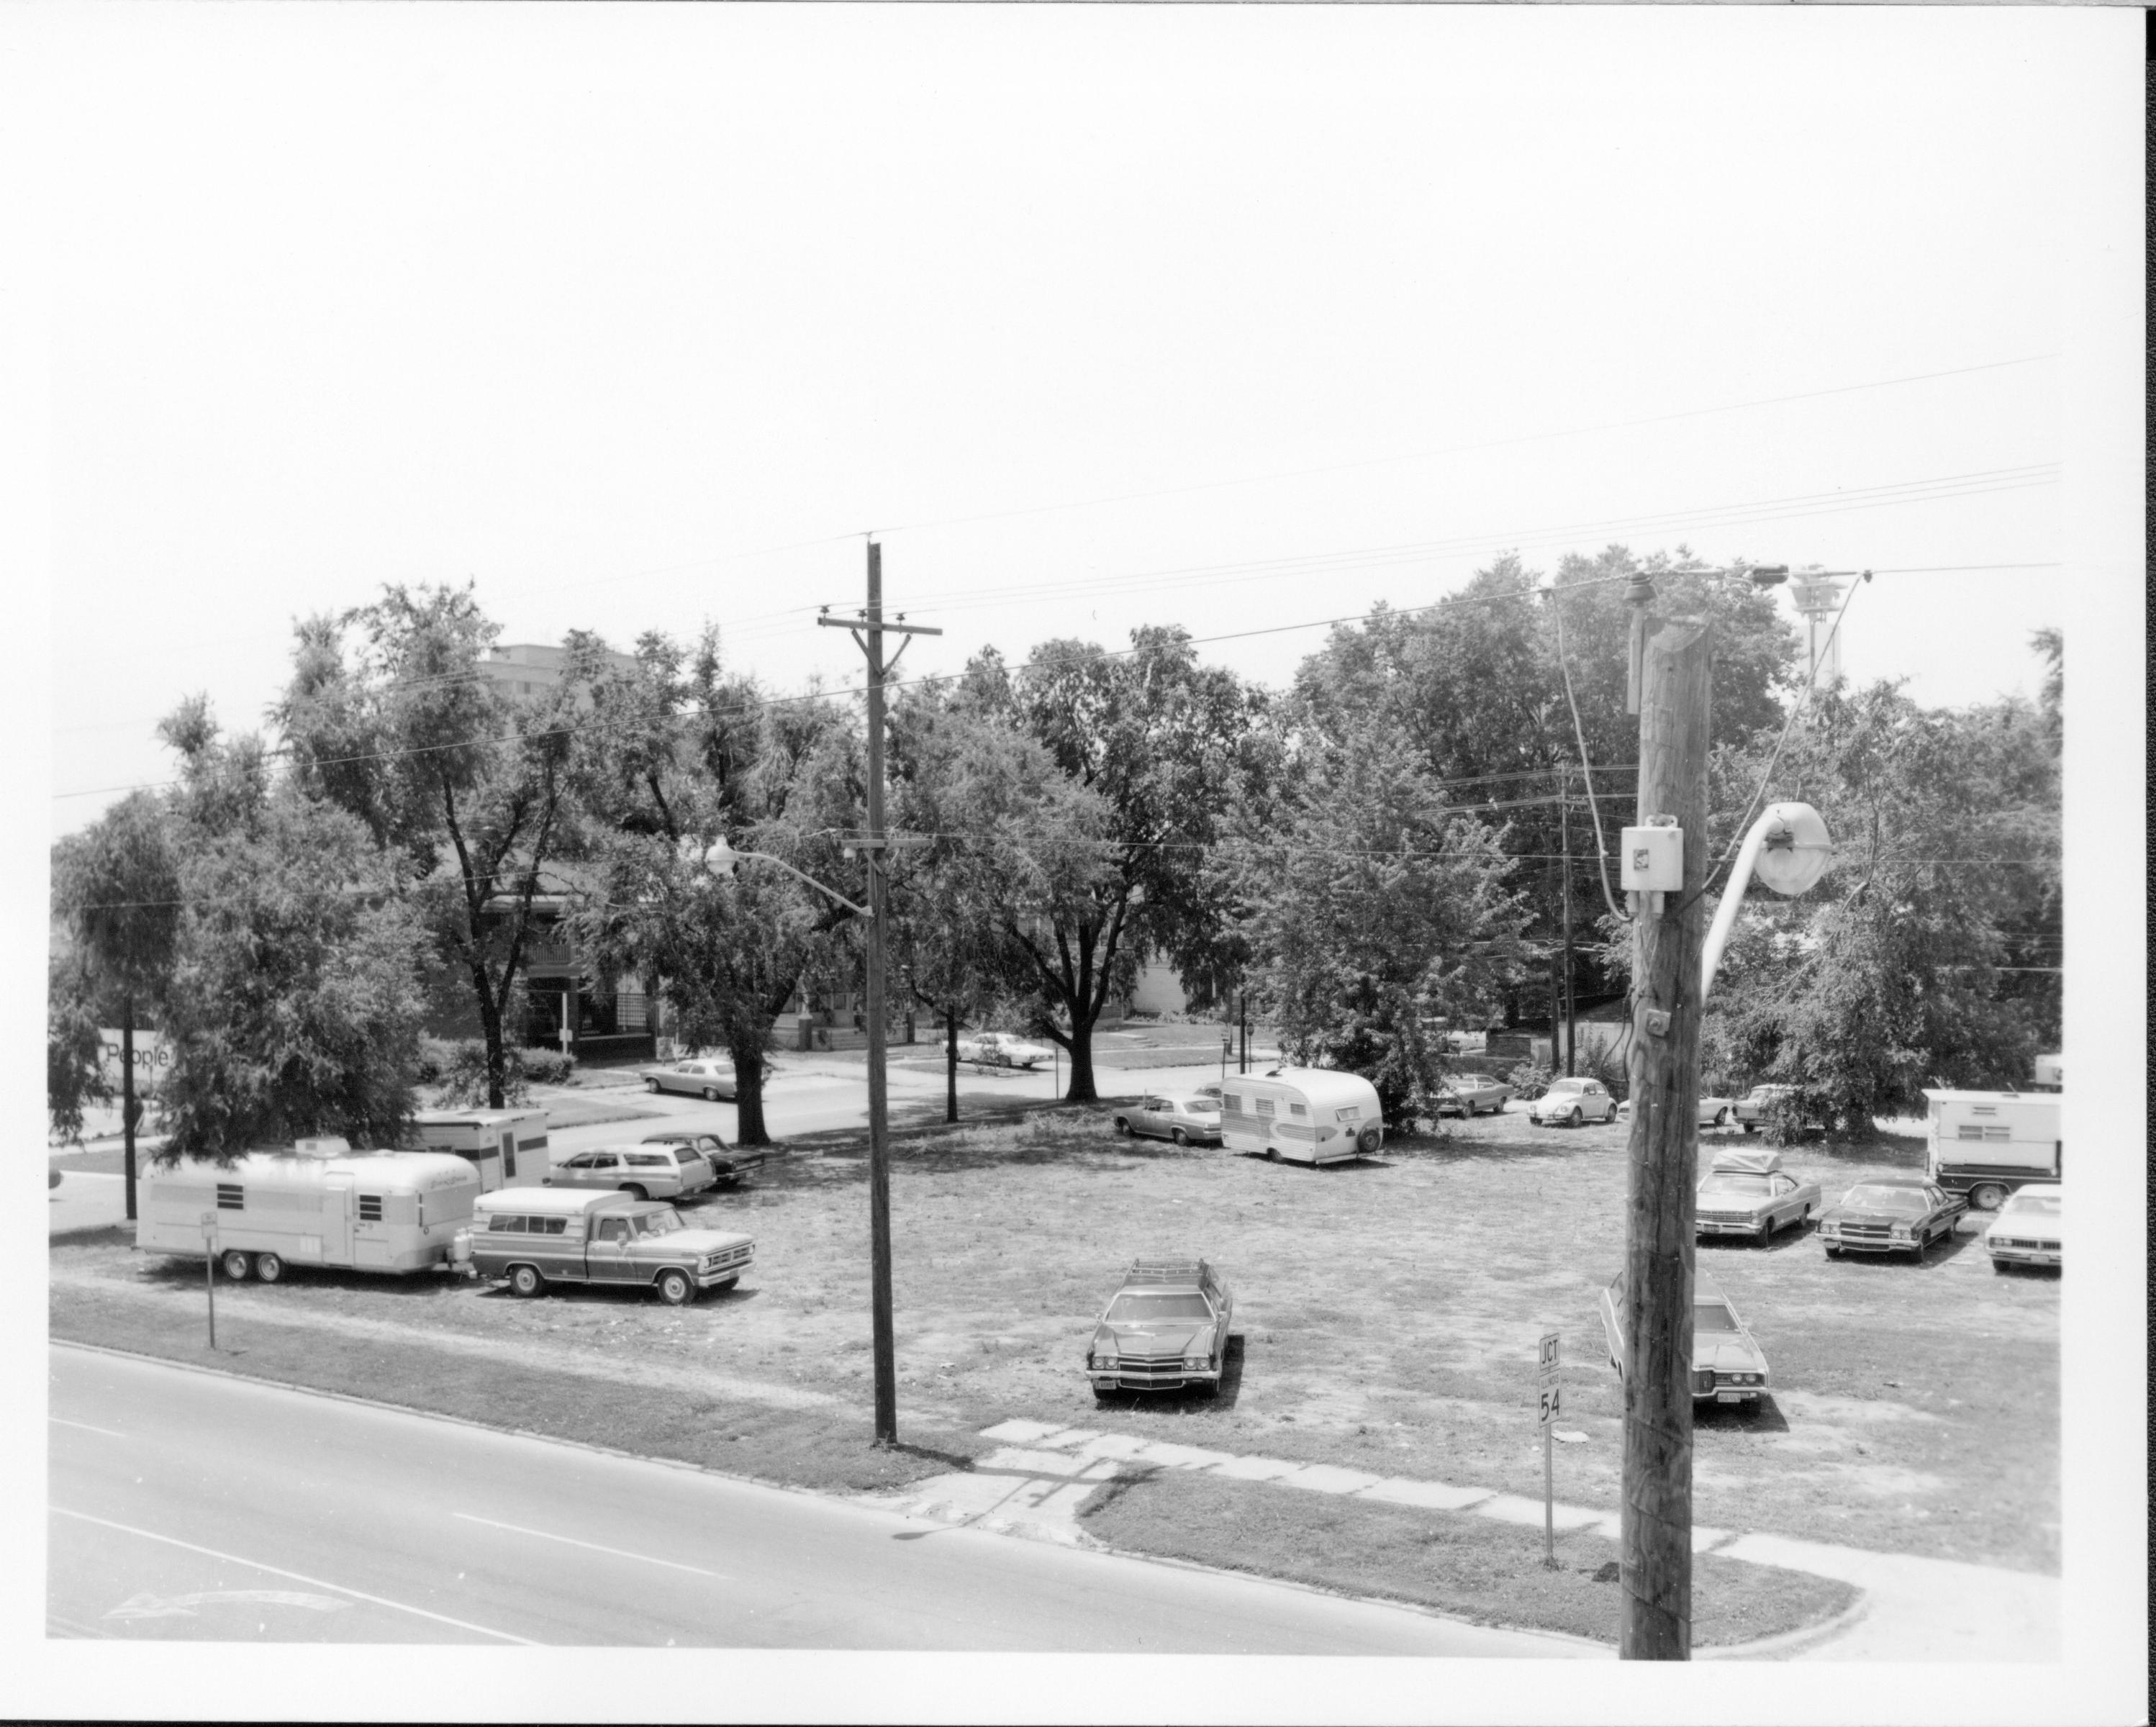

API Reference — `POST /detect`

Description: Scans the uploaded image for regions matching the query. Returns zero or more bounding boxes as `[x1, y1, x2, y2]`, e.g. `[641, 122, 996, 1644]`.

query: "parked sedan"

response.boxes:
[1694, 1148, 1821, 1243]
[1616, 1093, 1737, 1129]
[544, 1145, 699, 1202]
[1731, 1084, 1826, 1136]
[1085, 1257, 1234, 1397]
[1983, 1183, 2062, 1273]
[1598, 1267, 1770, 1405]
[1112, 1094, 1223, 1146]
[640, 1056, 738, 1101]
[1817, 1177, 1966, 1261]
[955, 1030, 1054, 1069]
[642, 1130, 768, 1190]
[1433, 1074, 1513, 1118]
[1526, 1076, 1619, 1126]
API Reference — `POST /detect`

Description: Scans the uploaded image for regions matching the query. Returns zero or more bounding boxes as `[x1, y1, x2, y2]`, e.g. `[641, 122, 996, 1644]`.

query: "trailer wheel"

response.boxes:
[654, 1269, 694, 1306]
[1967, 1182, 2008, 1212]
[509, 1264, 545, 1298]
[219, 1249, 253, 1281]
[254, 1251, 285, 1284]
[1355, 1123, 1384, 1156]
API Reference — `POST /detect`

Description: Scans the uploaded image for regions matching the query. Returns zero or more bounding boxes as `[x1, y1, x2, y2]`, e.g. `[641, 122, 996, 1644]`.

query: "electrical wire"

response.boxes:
[1547, 585, 1629, 923]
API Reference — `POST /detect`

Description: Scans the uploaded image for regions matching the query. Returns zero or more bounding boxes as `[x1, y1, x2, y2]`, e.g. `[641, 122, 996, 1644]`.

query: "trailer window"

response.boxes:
[216, 1184, 244, 1210]
[1256, 1099, 1275, 1117]
[1336, 1107, 1361, 1123]
[1957, 1124, 2011, 1143]
[1288, 1102, 1308, 1118]
[358, 1195, 384, 1223]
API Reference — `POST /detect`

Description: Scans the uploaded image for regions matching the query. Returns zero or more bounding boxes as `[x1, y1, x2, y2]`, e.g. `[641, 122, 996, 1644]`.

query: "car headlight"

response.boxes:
[1183, 1355, 1210, 1370]
[1094, 1354, 1117, 1369]
[1888, 1224, 1912, 1241]
[1820, 1220, 1840, 1235]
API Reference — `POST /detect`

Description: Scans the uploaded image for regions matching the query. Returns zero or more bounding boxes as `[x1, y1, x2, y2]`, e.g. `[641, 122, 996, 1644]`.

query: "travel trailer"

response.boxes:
[411, 1107, 553, 1190]
[1216, 1067, 1385, 1166]
[135, 1141, 482, 1282]
[1921, 1089, 2061, 1211]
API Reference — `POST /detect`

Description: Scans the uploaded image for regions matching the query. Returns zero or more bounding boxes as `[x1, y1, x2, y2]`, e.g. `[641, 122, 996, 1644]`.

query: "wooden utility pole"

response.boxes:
[820, 540, 940, 1448]
[1619, 614, 1713, 1661]
[1560, 776, 1576, 1077]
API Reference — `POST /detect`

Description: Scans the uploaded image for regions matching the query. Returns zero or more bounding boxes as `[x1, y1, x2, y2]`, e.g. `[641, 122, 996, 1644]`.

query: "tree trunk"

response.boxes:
[121, 993, 137, 1223]
[471, 956, 509, 1110]
[732, 1039, 771, 1146]
[945, 1010, 959, 1124]
[1063, 1010, 1100, 1102]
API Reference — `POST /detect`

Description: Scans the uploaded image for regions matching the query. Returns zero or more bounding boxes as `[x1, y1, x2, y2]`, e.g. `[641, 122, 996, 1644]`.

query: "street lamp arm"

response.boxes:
[732, 848, 870, 917]
[685, 836, 869, 917]
[1700, 801, 1831, 1003]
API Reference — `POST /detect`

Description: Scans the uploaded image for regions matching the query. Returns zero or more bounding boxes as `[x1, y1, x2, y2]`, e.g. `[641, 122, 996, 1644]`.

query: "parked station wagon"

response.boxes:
[638, 1056, 738, 1100]
[545, 1145, 702, 1201]
[1086, 1258, 1234, 1398]
[642, 1130, 767, 1190]
[453, 1188, 754, 1305]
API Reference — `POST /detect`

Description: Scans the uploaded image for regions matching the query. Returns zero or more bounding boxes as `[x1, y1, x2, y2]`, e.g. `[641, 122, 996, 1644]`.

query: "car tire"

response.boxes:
[509, 1264, 545, 1297]
[1968, 1182, 2008, 1212]
[622, 1184, 649, 1201]
[1569, 1107, 1583, 1128]
[1114, 1119, 1132, 1136]
[1264, 1146, 1279, 1161]
[219, 1248, 253, 1282]
[1172, 1128, 1189, 1146]
[646, 1078, 663, 1092]
[1824, 1246, 1842, 1260]
[1712, 1107, 1729, 1127]
[1990, 1259, 2009, 1276]
[254, 1251, 285, 1283]
[655, 1269, 694, 1306]
[1741, 1123, 1757, 1135]
[703, 1087, 720, 1102]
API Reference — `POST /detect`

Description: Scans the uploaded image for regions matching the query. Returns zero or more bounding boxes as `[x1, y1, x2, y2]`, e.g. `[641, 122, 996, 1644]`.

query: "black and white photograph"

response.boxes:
[5, 4, 2142, 1722]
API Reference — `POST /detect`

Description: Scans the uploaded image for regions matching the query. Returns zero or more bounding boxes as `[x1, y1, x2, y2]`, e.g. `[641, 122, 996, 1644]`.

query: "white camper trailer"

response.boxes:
[136, 1143, 483, 1282]
[1218, 1067, 1385, 1166]
[411, 1107, 552, 1191]
[1922, 1089, 2061, 1211]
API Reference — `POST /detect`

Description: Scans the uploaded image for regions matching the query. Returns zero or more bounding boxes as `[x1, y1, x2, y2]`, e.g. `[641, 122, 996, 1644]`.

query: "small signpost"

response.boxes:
[1537, 1330, 1562, 1569]
[199, 1212, 219, 1351]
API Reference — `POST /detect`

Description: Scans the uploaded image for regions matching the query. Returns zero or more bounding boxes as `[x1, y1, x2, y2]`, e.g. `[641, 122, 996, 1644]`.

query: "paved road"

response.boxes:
[47, 1346, 1595, 1654]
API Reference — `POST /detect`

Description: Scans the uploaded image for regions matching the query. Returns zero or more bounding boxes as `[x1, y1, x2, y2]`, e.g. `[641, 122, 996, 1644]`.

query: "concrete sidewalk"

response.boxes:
[862, 1415, 2059, 1662]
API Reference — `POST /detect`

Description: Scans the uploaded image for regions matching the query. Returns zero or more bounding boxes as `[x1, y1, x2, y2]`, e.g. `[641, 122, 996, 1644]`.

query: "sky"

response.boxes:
[6, 6, 2144, 1721]
[22, 5, 2106, 843]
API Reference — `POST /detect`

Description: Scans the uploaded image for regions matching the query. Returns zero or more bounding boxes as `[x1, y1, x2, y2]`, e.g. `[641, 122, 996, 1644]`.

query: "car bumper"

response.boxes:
[1821, 1236, 1913, 1254]
[1695, 1387, 1765, 1404]
[1697, 1217, 1768, 1237]
[1988, 1244, 2061, 1267]
[1088, 1364, 1220, 1392]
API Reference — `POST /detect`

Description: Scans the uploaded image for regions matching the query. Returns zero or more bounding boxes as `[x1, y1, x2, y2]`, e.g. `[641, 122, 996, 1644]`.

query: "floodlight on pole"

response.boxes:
[1700, 802, 1831, 1002]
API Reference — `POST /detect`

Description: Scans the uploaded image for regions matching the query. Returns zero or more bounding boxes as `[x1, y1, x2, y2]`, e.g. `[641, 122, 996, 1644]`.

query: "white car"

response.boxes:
[1526, 1077, 1619, 1126]
[639, 1056, 738, 1101]
[1983, 1183, 2061, 1273]
[1616, 1094, 1736, 1128]
[955, 1030, 1053, 1069]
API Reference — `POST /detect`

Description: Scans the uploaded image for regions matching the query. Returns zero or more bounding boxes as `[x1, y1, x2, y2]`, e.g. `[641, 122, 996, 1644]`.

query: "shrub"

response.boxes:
[432, 1039, 530, 1107]
[1507, 1062, 1553, 1102]
[1762, 1086, 1831, 1148]
[522, 1048, 578, 1087]
[415, 1036, 458, 1087]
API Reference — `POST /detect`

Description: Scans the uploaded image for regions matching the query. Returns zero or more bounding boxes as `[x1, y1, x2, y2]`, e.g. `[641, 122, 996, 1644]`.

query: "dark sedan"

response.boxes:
[1817, 1177, 1965, 1261]
[642, 1130, 769, 1189]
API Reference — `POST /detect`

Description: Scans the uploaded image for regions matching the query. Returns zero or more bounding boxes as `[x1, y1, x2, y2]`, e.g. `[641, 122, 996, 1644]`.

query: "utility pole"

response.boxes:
[818, 540, 940, 1448]
[1560, 774, 1576, 1077]
[1619, 607, 1713, 1661]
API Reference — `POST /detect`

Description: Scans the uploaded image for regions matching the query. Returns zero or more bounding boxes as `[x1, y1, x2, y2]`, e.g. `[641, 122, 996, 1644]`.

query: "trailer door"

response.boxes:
[499, 1130, 518, 1182]
[321, 1173, 355, 1263]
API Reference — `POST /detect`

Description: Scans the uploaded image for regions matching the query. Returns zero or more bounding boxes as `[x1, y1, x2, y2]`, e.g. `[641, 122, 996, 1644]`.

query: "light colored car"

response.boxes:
[1694, 1148, 1821, 1243]
[1112, 1094, 1223, 1146]
[1599, 1266, 1770, 1405]
[1618, 1094, 1735, 1128]
[639, 1056, 738, 1101]
[1526, 1076, 1618, 1126]
[1085, 1257, 1234, 1397]
[544, 1144, 698, 1202]
[955, 1030, 1054, 1069]
[1983, 1183, 2061, 1273]
[1731, 1084, 1826, 1136]
[1817, 1177, 1965, 1261]
[1433, 1074, 1513, 1118]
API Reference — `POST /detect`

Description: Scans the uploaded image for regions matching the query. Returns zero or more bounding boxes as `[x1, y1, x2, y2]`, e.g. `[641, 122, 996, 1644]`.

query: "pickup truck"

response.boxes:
[452, 1187, 754, 1305]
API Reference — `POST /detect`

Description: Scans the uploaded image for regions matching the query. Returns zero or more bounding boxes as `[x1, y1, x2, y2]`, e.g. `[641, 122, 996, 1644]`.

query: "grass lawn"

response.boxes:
[51, 1099, 2056, 1643]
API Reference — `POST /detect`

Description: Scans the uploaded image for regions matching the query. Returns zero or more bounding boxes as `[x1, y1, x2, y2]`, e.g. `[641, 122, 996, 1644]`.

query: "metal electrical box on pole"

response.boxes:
[1619, 614, 1713, 1662]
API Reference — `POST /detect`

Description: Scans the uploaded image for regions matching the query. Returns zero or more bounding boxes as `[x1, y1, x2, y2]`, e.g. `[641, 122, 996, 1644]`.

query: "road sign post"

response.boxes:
[1538, 1331, 1562, 1569]
[200, 1212, 217, 1351]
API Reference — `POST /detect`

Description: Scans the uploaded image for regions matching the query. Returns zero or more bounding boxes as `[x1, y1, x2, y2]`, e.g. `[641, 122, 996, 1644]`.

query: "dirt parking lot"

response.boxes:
[53, 1100, 2060, 1582]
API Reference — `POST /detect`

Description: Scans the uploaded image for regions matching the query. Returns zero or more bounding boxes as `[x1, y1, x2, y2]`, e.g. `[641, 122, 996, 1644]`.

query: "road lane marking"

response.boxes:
[452, 1511, 730, 1579]
[50, 1508, 538, 1644]
[50, 1417, 130, 1439]
[107, 1589, 350, 1618]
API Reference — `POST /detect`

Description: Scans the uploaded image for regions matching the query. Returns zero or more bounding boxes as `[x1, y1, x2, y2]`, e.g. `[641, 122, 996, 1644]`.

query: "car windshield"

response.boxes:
[1693, 1302, 1740, 1333]
[1182, 1100, 1219, 1115]
[1547, 1081, 1584, 1094]
[1106, 1292, 1213, 1323]
[1700, 1174, 1773, 1197]
[1844, 1185, 1929, 1214]
[633, 1210, 683, 1237]
[2002, 1192, 2061, 1218]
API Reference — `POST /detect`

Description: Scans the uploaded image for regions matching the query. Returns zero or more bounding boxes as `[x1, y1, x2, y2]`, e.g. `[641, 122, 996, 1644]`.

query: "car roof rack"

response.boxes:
[1124, 1257, 1208, 1285]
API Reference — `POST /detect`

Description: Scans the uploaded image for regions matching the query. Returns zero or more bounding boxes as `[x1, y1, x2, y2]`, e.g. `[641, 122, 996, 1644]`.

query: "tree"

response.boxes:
[50, 789, 182, 1216]
[1701, 670, 2061, 1131]
[150, 704, 432, 1159]
[1219, 722, 1532, 1128]
[951, 627, 1265, 1100]
[1288, 549, 1799, 1034]
[278, 585, 579, 1107]
[565, 631, 861, 1146]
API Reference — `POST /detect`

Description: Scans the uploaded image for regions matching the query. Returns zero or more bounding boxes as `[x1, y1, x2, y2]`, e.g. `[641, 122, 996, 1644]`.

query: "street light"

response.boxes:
[681, 835, 868, 917]
[1700, 802, 1831, 1002]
